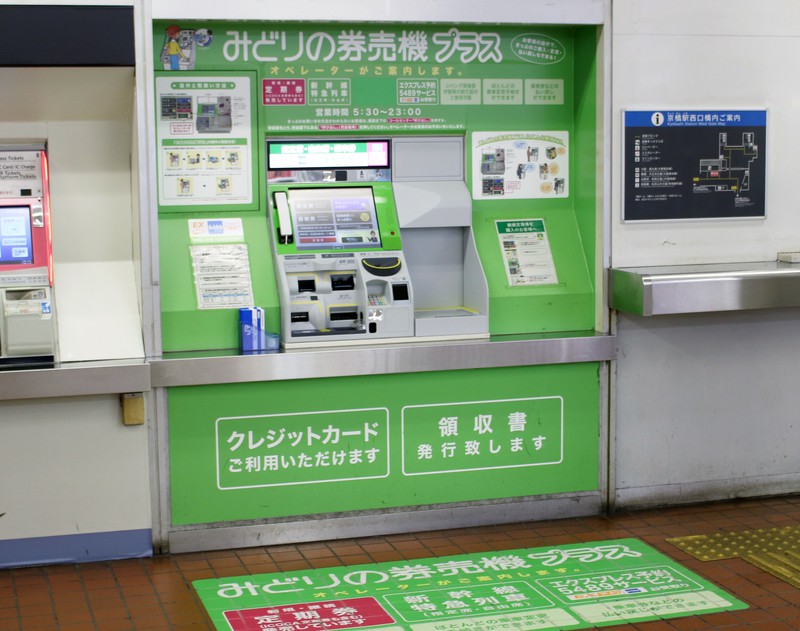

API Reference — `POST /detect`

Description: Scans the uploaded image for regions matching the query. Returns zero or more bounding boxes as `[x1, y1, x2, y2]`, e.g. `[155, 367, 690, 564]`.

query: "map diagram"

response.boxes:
[693, 131, 758, 197]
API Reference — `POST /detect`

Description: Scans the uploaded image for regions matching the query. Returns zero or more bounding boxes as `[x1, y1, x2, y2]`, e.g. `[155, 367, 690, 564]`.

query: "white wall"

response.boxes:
[612, 0, 800, 267]
[0, 396, 150, 540]
[0, 67, 144, 363]
[611, 0, 800, 507]
[0, 66, 150, 549]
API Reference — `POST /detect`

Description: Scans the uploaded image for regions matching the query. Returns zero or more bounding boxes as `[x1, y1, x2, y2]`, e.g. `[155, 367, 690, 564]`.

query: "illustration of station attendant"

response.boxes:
[266, 136, 489, 347]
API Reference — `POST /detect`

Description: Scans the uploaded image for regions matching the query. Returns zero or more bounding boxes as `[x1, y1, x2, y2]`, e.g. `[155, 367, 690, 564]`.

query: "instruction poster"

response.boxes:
[623, 110, 767, 221]
[156, 74, 255, 207]
[191, 243, 254, 309]
[497, 219, 558, 286]
[473, 132, 569, 199]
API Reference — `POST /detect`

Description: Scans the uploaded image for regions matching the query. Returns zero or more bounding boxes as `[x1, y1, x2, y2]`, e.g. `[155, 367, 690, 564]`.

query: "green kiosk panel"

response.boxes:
[151, 19, 606, 549]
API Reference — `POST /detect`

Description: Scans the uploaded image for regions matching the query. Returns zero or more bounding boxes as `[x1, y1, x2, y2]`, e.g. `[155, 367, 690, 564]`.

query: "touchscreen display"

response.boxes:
[0, 205, 33, 265]
[287, 187, 381, 250]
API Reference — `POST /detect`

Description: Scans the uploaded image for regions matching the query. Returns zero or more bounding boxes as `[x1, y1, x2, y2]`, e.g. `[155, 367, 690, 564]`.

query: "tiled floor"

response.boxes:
[2, 495, 800, 630]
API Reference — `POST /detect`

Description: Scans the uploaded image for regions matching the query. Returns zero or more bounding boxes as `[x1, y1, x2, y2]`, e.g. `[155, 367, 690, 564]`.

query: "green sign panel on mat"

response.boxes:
[195, 538, 746, 630]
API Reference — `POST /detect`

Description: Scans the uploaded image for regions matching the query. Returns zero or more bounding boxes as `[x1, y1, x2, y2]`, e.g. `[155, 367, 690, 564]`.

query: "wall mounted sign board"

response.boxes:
[623, 110, 766, 221]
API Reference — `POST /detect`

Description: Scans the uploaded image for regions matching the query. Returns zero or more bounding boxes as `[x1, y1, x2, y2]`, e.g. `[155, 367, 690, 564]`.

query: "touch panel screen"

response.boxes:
[287, 187, 382, 251]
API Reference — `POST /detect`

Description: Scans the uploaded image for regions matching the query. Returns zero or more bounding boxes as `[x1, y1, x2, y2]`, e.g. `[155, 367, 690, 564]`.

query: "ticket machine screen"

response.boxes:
[0, 205, 34, 265]
[287, 187, 382, 251]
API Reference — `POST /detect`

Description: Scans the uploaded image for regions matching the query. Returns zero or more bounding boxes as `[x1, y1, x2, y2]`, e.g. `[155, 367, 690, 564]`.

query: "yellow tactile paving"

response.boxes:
[668, 525, 800, 588]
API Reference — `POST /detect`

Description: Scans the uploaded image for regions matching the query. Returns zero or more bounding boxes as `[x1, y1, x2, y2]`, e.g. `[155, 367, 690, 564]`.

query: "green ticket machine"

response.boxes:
[266, 136, 489, 347]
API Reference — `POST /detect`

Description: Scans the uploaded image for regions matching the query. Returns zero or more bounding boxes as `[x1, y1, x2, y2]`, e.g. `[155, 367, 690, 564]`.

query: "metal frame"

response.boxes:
[168, 493, 603, 553]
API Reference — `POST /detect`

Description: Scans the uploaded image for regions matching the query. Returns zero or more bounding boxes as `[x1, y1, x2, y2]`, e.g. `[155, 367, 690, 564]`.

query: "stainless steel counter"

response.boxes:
[610, 261, 800, 316]
[150, 332, 615, 387]
[0, 359, 150, 401]
[0, 332, 615, 400]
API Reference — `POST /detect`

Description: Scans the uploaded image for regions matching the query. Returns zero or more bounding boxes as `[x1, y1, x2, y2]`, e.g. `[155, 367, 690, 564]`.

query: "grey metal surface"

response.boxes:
[0, 359, 150, 401]
[167, 493, 602, 553]
[0, 333, 615, 402]
[613, 308, 800, 511]
[150, 333, 616, 388]
[610, 261, 800, 316]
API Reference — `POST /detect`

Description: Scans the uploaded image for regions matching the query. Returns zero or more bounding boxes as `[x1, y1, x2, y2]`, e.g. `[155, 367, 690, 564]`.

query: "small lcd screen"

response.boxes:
[268, 140, 390, 170]
[0, 205, 33, 265]
[287, 187, 382, 251]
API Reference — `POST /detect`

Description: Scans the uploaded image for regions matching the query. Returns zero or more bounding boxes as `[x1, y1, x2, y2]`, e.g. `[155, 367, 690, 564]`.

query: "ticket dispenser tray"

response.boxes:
[392, 136, 489, 339]
[0, 286, 55, 369]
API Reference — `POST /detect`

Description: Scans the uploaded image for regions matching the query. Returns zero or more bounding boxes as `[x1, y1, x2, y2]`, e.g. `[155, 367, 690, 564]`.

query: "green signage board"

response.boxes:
[169, 363, 599, 525]
[153, 22, 575, 134]
[194, 538, 747, 630]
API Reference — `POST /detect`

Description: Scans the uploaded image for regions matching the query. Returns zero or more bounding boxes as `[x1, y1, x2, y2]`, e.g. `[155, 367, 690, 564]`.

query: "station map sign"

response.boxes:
[623, 110, 767, 221]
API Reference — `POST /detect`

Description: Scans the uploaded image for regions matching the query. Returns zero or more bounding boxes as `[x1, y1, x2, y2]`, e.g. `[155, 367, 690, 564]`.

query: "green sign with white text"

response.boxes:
[194, 538, 747, 630]
[401, 396, 564, 476]
[169, 363, 599, 525]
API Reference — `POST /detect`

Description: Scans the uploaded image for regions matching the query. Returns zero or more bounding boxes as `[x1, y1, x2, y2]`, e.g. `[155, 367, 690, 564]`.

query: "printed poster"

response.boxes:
[497, 219, 558, 286]
[473, 132, 569, 199]
[156, 74, 254, 207]
[191, 243, 254, 309]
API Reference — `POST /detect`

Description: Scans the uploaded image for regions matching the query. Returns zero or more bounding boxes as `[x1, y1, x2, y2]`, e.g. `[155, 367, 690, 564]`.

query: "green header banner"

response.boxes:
[195, 538, 746, 630]
[154, 21, 573, 133]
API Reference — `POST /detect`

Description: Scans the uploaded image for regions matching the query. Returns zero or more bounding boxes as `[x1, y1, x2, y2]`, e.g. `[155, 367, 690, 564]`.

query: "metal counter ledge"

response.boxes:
[610, 260, 800, 316]
[149, 331, 615, 388]
[0, 358, 150, 401]
[0, 333, 615, 400]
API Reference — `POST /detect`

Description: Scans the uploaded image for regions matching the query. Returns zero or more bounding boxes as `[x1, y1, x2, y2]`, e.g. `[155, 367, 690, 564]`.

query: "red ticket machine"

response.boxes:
[0, 143, 55, 367]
